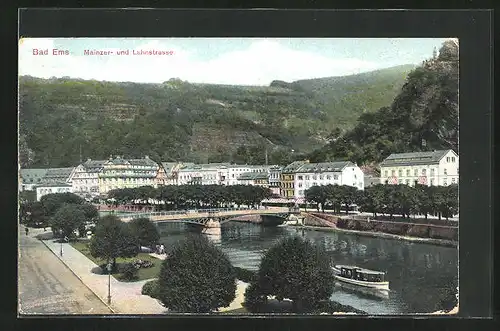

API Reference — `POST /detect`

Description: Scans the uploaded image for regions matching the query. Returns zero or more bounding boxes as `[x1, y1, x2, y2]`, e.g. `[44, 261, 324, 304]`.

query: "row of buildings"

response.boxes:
[19, 149, 459, 202]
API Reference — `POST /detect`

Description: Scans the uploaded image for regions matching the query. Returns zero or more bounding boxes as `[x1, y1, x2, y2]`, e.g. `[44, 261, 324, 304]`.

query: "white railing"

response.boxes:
[118, 206, 262, 219]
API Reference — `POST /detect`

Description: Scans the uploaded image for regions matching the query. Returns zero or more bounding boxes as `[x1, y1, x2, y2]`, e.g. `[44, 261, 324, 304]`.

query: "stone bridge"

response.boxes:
[118, 207, 300, 234]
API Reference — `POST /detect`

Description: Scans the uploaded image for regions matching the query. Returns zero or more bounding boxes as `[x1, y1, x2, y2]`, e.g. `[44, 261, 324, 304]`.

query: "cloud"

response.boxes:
[19, 38, 382, 85]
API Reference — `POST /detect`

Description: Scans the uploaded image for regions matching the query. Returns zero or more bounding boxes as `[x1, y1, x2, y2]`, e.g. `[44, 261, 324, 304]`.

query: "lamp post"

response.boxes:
[59, 229, 63, 256]
[107, 262, 112, 305]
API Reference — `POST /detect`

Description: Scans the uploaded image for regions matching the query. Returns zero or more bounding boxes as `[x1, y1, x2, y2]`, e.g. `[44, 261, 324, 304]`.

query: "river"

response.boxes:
[154, 221, 458, 315]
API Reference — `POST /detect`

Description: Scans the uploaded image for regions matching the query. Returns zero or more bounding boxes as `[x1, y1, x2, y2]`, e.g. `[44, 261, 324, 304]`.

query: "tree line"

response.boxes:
[305, 183, 458, 220]
[106, 184, 275, 210]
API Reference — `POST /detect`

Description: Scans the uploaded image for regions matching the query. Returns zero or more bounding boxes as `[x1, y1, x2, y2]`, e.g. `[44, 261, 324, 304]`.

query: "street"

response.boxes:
[18, 229, 113, 315]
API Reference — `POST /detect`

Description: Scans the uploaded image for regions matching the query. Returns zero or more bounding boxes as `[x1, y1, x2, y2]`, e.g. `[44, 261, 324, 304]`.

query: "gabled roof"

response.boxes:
[19, 168, 48, 183]
[128, 157, 158, 167]
[379, 150, 455, 167]
[43, 167, 75, 181]
[238, 172, 269, 180]
[298, 161, 353, 173]
[81, 159, 106, 171]
[282, 160, 354, 174]
[282, 161, 309, 173]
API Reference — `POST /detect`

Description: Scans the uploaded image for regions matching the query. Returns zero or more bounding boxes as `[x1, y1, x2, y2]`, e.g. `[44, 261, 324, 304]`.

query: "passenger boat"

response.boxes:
[332, 265, 390, 291]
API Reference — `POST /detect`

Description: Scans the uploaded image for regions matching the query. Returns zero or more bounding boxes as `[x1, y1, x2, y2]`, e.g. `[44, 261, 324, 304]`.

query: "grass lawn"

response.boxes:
[70, 240, 162, 282]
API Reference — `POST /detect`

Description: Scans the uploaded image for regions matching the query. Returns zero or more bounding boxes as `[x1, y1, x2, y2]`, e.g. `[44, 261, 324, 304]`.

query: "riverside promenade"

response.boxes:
[35, 228, 248, 314]
[37, 230, 165, 314]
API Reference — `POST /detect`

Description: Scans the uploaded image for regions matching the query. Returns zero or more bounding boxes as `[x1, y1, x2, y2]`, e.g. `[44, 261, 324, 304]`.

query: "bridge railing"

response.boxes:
[118, 206, 261, 219]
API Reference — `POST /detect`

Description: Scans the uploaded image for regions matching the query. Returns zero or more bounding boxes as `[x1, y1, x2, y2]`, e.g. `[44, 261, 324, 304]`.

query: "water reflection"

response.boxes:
[156, 221, 458, 314]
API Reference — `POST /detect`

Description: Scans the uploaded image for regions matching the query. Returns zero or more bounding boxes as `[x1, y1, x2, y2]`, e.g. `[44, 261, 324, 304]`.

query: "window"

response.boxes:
[384, 170, 388, 177]
[443, 178, 448, 186]
[298, 182, 303, 188]
[334, 175, 338, 180]
[319, 175, 323, 180]
[414, 169, 418, 176]
[313, 175, 317, 180]
[405, 179, 410, 185]
[406, 169, 410, 176]
[422, 169, 427, 175]
[452, 157, 456, 162]
[298, 175, 303, 180]
[398, 179, 403, 184]
[444, 169, 448, 175]
[398, 170, 403, 177]
[452, 178, 456, 184]
[392, 170, 396, 176]
[326, 175, 331, 180]
[313, 182, 318, 186]
[299, 190, 304, 196]
[305, 175, 310, 180]
[431, 168, 435, 176]
[446, 157, 450, 162]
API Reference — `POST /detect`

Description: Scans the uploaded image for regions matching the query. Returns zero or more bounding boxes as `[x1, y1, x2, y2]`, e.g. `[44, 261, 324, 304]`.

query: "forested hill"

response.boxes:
[307, 40, 459, 169]
[18, 64, 414, 168]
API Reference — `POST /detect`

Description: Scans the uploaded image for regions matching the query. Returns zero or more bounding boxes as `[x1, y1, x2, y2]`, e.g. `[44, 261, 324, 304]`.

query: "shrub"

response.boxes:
[243, 282, 267, 312]
[157, 235, 237, 313]
[120, 262, 139, 281]
[234, 267, 257, 283]
[142, 280, 160, 299]
[255, 235, 334, 313]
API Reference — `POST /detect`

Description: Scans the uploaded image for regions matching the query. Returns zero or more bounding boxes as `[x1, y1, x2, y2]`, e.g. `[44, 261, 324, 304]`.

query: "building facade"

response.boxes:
[36, 183, 73, 201]
[98, 156, 159, 194]
[19, 168, 48, 191]
[292, 161, 364, 199]
[268, 165, 282, 196]
[280, 161, 308, 199]
[71, 159, 105, 197]
[379, 150, 459, 187]
[237, 172, 270, 187]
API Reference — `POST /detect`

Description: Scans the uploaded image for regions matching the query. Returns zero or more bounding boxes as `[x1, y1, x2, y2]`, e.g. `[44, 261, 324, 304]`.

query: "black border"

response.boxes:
[7, 7, 495, 331]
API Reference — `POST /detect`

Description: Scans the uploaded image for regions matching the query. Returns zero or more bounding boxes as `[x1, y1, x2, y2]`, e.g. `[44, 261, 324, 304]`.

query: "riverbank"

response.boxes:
[289, 224, 457, 247]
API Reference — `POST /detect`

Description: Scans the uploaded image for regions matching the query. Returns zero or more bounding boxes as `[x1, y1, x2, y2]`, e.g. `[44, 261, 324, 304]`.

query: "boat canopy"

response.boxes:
[356, 268, 386, 275]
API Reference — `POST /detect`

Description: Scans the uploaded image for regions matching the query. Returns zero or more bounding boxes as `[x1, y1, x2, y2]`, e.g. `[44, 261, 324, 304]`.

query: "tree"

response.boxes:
[19, 201, 47, 227]
[88, 215, 139, 269]
[129, 217, 160, 248]
[49, 203, 87, 239]
[40, 192, 85, 217]
[252, 236, 334, 312]
[338, 185, 358, 214]
[157, 235, 236, 313]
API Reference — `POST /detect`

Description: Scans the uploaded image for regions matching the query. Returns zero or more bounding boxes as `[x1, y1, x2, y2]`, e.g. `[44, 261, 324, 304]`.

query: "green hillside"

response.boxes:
[307, 41, 458, 166]
[18, 65, 413, 168]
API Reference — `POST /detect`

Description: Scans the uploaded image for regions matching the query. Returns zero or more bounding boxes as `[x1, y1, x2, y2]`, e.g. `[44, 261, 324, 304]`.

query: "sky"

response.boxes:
[18, 38, 452, 86]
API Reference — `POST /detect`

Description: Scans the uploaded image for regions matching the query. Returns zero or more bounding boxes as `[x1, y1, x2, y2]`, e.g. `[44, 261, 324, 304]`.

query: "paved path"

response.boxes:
[38, 230, 166, 314]
[18, 227, 113, 315]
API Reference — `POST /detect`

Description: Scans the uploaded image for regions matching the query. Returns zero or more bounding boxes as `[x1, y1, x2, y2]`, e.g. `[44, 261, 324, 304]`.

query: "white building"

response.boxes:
[291, 161, 365, 200]
[71, 159, 105, 198]
[177, 163, 228, 185]
[36, 182, 73, 201]
[379, 149, 459, 186]
[221, 164, 254, 186]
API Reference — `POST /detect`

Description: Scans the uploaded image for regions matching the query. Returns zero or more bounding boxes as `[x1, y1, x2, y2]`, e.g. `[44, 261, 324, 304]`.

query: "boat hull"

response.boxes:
[334, 275, 390, 291]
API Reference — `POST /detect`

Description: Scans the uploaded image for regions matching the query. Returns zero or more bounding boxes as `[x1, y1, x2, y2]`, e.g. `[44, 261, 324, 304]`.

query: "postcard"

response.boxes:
[18, 37, 459, 316]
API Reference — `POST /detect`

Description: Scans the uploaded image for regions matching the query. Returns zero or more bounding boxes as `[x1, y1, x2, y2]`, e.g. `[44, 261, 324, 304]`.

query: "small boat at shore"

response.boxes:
[332, 265, 390, 291]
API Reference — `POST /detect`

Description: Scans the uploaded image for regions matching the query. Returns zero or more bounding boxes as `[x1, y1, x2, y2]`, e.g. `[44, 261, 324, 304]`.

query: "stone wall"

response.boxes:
[336, 218, 457, 241]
